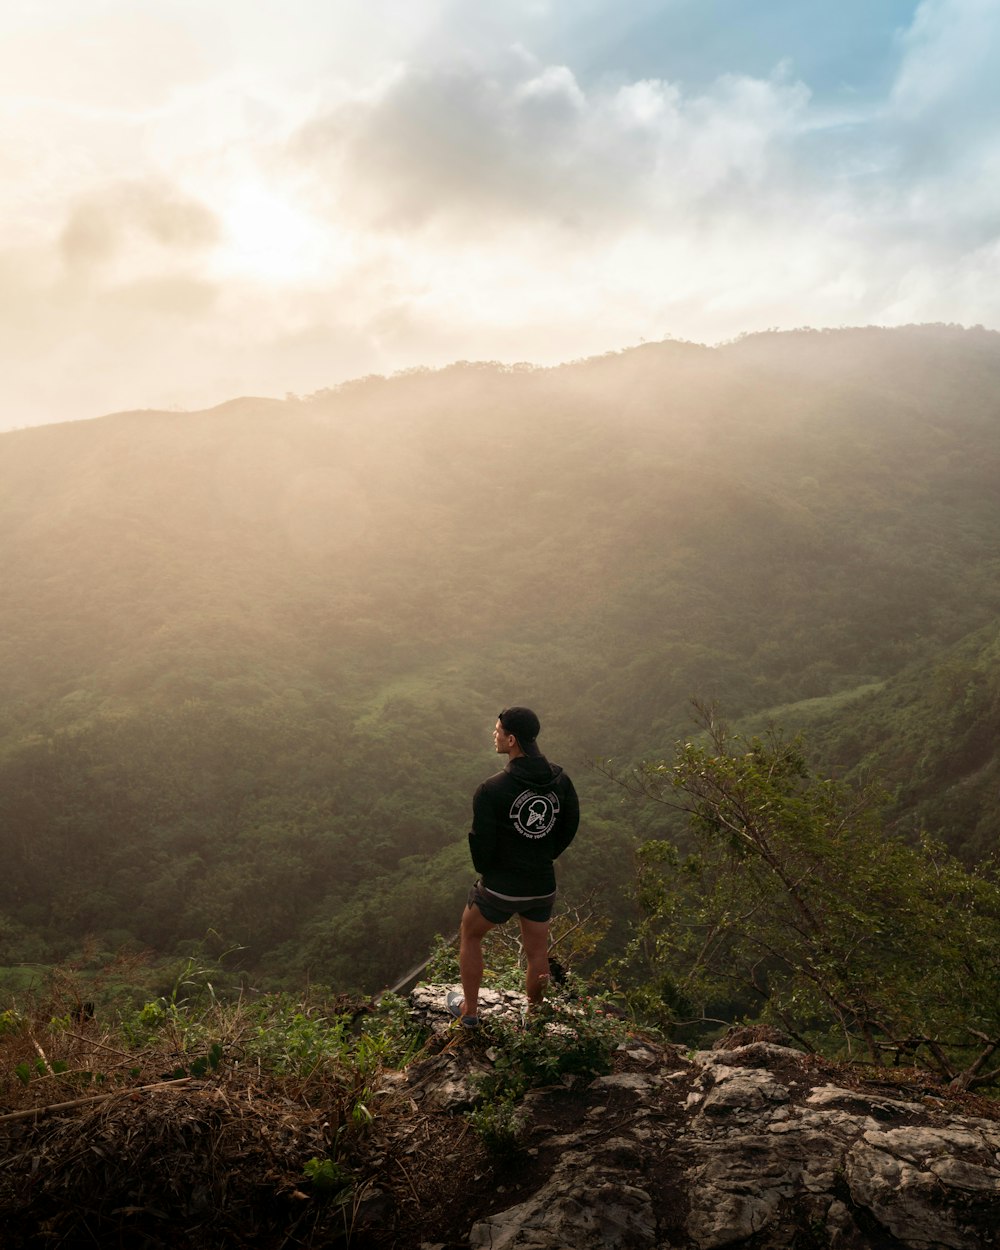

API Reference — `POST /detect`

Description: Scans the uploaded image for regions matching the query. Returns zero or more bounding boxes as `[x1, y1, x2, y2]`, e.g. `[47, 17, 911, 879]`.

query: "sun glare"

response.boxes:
[212, 183, 330, 284]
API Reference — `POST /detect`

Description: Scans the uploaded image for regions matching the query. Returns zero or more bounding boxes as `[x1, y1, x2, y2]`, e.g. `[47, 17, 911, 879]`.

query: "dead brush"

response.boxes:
[0, 978, 431, 1248]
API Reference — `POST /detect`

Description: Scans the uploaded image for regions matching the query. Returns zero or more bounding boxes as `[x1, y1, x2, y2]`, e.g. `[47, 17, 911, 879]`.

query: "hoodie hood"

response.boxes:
[506, 754, 563, 791]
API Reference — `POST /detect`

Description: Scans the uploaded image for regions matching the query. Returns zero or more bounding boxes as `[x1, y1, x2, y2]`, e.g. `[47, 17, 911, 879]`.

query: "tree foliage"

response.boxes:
[611, 707, 1000, 1088]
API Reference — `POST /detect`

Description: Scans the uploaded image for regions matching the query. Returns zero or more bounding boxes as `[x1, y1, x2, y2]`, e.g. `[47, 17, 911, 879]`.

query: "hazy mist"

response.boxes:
[3, 325, 1000, 988]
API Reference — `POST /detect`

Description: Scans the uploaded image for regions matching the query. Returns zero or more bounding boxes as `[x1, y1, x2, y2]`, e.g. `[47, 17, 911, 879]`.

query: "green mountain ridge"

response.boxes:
[2, 324, 999, 990]
[800, 618, 1000, 857]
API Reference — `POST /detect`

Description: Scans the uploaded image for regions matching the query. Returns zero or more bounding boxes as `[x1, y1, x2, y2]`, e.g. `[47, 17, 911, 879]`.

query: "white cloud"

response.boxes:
[59, 180, 219, 275]
[295, 52, 811, 233]
[2, 1, 1000, 428]
[891, 0, 1000, 118]
[861, 0, 1000, 260]
[513, 64, 586, 111]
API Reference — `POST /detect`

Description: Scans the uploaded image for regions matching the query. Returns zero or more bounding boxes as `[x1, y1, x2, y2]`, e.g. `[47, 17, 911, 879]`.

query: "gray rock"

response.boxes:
[692, 1042, 806, 1068]
[406, 985, 1000, 1249]
[698, 1065, 790, 1116]
[400, 1048, 493, 1112]
[588, 1072, 665, 1093]
[845, 1124, 1000, 1250]
[410, 982, 528, 1032]
[469, 1157, 657, 1249]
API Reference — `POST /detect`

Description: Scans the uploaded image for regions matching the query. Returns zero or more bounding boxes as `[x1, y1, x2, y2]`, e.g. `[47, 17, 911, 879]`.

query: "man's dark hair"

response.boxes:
[499, 706, 541, 755]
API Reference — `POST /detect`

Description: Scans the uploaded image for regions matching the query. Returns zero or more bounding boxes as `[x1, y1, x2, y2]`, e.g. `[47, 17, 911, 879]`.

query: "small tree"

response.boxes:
[606, 706, 1000, 1088]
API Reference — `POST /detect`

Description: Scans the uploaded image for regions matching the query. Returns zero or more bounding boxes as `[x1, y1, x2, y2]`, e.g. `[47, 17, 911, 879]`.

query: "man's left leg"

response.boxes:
[459, 902, 495, 1020]
[518, 916, 550, 1008]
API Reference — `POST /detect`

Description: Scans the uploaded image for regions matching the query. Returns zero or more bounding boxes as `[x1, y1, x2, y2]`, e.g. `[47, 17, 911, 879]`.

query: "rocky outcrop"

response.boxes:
[406, 986, 1000, 1249]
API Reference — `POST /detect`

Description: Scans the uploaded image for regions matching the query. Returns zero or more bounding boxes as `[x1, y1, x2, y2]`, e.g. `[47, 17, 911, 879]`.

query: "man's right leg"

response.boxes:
[459, 903, 495, 1019]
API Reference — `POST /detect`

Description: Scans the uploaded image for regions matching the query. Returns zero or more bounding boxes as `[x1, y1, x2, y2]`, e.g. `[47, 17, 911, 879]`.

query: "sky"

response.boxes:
[2, 0, 999, 428]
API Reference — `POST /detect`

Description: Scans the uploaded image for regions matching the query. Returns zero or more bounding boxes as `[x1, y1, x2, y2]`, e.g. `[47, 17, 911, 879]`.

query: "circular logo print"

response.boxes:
[510, 789, 560, 839]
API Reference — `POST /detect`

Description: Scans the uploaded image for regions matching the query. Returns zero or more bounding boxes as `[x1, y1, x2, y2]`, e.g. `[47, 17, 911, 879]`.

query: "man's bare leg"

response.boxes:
[518, 916, 551, 1009]
[459, 903, 495, 1019]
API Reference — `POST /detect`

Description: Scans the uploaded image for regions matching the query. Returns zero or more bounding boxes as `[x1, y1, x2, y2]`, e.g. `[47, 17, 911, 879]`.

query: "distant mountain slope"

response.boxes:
[752, 618, 1000, 862]
[1, 324, 999, 988]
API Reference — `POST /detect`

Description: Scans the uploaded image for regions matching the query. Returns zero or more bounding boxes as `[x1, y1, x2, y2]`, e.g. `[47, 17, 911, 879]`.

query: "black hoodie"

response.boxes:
[468, 754, 580, 897]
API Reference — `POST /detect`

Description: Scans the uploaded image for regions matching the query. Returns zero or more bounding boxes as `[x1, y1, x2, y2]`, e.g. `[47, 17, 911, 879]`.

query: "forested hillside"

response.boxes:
[2, 324, 999, 991]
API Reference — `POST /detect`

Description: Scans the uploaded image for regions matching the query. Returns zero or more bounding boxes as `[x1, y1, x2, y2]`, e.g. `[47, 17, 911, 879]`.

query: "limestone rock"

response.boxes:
[407, 987, 1000, 1249]
[409, 983, 528, 1033]
[844, 1125, 1000, 1250]
[469, 1139, 658, 1250]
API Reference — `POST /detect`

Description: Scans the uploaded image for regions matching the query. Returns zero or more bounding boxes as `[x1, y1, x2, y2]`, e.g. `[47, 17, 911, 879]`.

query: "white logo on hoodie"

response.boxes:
[510, 789, 560, 839]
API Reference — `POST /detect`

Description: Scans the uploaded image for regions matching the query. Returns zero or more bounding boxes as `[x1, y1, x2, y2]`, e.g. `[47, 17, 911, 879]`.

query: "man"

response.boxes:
[447, 706, 579, 1027]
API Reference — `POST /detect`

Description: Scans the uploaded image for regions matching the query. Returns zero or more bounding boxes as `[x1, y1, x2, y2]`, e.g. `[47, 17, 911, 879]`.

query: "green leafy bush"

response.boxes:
[303, 1156, 354, 1203]
[465, 990, 624, 1155]
[468, 1092, 525, 1158]
[487, 999, 621, 1094]
[612, 708, 1000, 1088]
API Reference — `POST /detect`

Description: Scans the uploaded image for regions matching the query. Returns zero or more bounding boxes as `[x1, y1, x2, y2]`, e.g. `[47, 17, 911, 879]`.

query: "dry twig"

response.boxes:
[0, 1077, 191, 1125]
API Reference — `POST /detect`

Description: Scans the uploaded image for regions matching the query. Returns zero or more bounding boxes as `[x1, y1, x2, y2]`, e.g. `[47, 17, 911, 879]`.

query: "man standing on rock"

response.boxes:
[448, 707, 579, 1027]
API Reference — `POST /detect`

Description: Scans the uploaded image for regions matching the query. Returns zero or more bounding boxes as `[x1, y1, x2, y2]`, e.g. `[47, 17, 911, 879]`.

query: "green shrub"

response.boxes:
[303, 1156, 354, 1203]
[612, 709, 1000, 1087]
[468, 1092, 525, 1158]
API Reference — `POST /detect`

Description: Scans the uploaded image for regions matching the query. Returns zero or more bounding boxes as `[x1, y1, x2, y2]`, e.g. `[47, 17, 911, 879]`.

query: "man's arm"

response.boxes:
[551, 775, 579, 858]
[468, 783, 499, 874]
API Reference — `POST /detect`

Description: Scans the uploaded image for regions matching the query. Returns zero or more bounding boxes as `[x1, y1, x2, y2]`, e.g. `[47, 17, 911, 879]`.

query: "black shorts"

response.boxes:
[467, 879, 555, 924]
